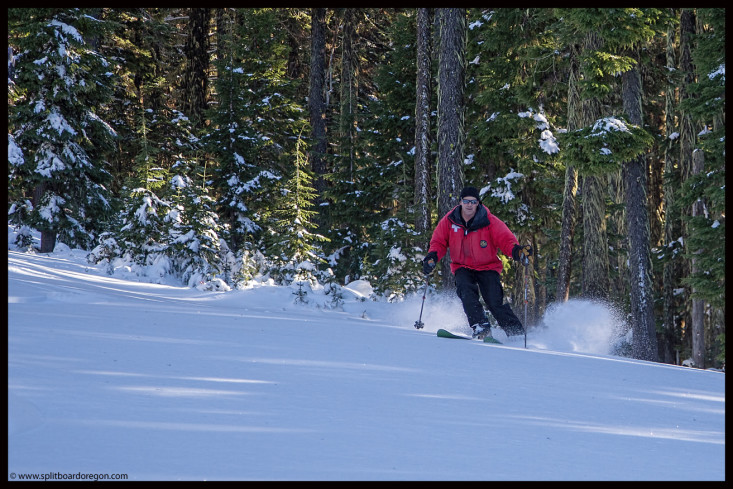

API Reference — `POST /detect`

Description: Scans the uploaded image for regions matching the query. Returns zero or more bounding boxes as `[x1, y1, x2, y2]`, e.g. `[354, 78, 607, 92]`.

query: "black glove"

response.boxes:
[512, 244, 533, 262]
[422, 251, 438, 275]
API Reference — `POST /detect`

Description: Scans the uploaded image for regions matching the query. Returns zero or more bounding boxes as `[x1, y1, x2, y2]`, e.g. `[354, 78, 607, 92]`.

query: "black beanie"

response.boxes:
[460, 186, 481, 201]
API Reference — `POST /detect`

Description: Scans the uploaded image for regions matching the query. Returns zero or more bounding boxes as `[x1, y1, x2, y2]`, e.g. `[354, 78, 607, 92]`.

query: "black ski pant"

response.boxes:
[454, 267, 524, 336]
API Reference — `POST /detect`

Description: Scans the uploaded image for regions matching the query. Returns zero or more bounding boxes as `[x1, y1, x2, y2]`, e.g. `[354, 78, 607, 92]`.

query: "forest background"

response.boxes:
[7, 8, 725, 369]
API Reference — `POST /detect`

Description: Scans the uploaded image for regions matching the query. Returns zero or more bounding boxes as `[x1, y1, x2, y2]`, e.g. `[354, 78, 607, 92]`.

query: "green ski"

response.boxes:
[437, 328, 502, 344]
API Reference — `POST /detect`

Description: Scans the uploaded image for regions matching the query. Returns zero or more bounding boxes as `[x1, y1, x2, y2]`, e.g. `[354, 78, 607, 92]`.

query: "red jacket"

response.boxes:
[429, 204, 518, 275]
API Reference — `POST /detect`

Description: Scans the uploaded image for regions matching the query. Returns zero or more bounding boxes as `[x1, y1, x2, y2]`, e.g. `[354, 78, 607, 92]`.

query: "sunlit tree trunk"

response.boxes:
[414, 8, 433, 240]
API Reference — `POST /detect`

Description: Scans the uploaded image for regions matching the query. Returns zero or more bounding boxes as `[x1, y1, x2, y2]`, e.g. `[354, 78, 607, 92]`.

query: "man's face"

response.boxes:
[460, 197, 479, 220]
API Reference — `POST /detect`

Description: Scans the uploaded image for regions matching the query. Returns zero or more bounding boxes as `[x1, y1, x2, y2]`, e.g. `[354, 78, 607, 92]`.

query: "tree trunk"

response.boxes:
[578, 32, 609, 301]
[556, 44, 581, 303]
[32, 182, 57, 253]
[309, 8, 328, 199]
[285, 11, 304, 80]
[436, 8, 466, 288]
[183, 8, 210, 128]
[678, 9, 696, 357]
[581, 174, 610, 301]
[690, 149, 705, 368]
[339, 8, 357, 180]
[622, 66, 658, 362]
[608, 166, 628, 305]
[679, 9, 696, 184]
[414, 8, 433, 240]
[661, 13, 681, 364]
[8, 45, 15, 80]
[436, 8, 466, 217]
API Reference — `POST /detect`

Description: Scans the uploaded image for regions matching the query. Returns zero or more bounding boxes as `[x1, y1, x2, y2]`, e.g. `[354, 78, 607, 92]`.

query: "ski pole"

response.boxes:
[522, 253, 529, 348]
[414, 272, 431, 329]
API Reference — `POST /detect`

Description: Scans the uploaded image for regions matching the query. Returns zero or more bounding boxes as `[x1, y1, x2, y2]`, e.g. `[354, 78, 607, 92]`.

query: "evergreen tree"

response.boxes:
[349, 11, 429, 297]
[265, 133, 330, 290]
[7, 8, 724, 364]
[166, 171, 223, 289]
[338, 8, 358, 178]
[156, 106, 224, 288]
[658, 9, 685, 364]
[8, 8, 116, 251]
[88, 9, 172, 196]
[84, 9, 194, 283]
[205, 8, 304, 256]
[615, 9, 668, 362]
[324, 9, 412, 287]
[91, 100, 170, 277]
[556, 40, 582, 304]
[676, 8, 725, 367]
[361, 217, 424, 301]
[562, 21, 611, 302]
[677, 8, 725, 310]
[464, 8, 565, 319]
[111, 63, 175, 275]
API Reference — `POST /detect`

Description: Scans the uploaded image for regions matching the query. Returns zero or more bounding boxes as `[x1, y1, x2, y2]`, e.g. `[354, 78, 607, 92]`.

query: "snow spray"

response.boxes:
[532, 299, 630, 356]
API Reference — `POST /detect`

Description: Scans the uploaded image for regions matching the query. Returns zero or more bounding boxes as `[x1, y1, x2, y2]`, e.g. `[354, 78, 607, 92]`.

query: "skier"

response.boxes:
[422, 186, 532, 340]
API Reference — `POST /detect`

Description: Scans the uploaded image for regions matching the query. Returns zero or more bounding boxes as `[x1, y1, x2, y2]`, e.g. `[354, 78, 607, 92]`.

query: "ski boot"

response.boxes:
[471, 322, 493, 340]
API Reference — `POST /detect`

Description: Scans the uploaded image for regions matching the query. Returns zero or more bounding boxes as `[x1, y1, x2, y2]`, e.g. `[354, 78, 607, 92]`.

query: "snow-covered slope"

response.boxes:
[8, 246, 725, 481]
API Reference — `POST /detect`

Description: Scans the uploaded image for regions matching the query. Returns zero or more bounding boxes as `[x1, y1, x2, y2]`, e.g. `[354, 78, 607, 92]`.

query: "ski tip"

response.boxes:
[436, 328, 471, 339]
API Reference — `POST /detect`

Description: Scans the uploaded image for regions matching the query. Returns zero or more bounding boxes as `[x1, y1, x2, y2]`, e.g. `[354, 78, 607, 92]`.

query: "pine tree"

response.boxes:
[436, 8, 466, 215]
[323, 9, 413, 287]
[206, 9, 303, 249]
[658, 9, 685, 364]
[105, 187, 171, 280]
[166, 172, 223, 289]
[203, 8, 306, 289]
[266, 133, 329, 290]
[94, 8, 175, 197]
[676, 8, 725, 368]
[338, 8, 358, 179]
[83, 9, 194, 282]
[677, 8, 725, 309]
[464, 8, 566, 318]
[8, 9, 116, 251]
[111, 76, 174, 275]
[361, 217, 424, 301]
